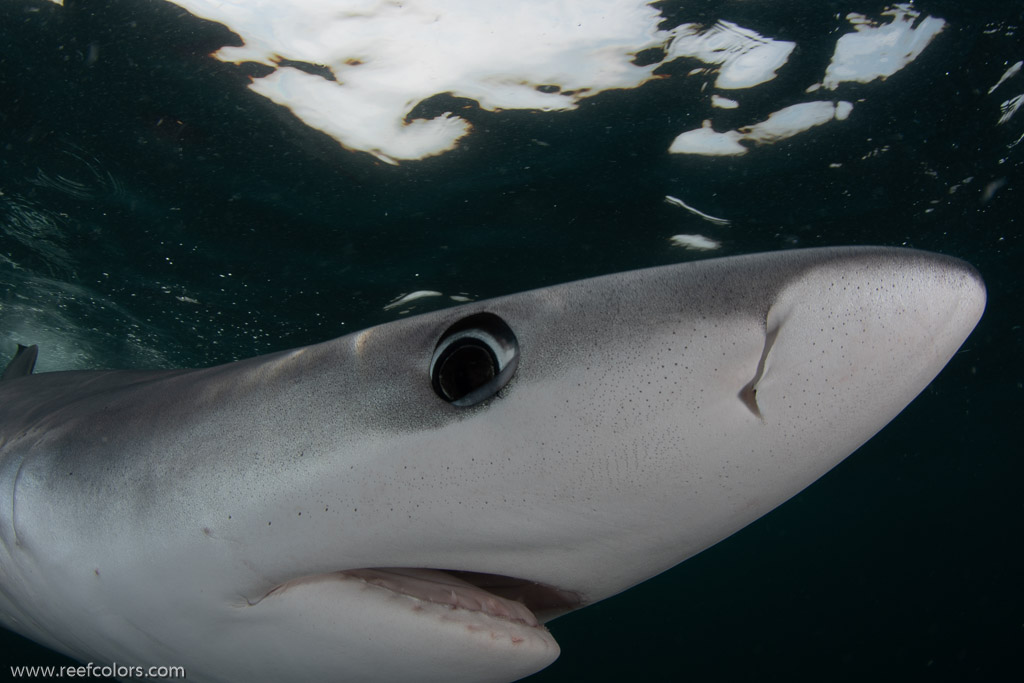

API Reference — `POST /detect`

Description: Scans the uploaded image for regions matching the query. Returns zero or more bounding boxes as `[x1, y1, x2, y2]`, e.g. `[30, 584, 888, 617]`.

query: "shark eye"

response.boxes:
[430, 313, 519, 407]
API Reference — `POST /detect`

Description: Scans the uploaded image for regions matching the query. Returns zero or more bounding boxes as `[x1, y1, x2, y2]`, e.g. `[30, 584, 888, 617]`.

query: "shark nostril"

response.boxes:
[740, 321, 780, 419]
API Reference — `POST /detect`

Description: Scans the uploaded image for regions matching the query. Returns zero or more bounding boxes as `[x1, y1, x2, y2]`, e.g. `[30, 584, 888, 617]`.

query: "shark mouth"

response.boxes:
[259, 568, 583, 627]
[340, 568, 583, 627]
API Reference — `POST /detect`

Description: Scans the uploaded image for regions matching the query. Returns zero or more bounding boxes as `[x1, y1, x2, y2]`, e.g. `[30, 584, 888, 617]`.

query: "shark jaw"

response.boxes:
[224, 565, 575, 682]
[257, 567, 583, 629]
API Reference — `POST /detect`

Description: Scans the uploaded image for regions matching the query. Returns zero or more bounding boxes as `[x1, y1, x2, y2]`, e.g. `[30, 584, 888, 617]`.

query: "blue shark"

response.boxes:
[0, 247, 985, 682]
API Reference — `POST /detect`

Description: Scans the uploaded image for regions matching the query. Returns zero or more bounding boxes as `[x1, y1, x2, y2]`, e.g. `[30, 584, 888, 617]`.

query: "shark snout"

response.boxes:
[751, 250, 986, 425]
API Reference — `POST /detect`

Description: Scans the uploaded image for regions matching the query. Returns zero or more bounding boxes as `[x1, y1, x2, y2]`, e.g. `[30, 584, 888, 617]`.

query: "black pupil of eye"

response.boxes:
[436, 340, 497, 401]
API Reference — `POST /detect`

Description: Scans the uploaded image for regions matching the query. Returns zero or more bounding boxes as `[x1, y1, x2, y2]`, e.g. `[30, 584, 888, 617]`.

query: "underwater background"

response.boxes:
[1, 0, 1020, 680]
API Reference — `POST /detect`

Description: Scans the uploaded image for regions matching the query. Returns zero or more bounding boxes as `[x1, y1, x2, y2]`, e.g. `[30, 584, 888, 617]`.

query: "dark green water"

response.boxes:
[1, 0, 1021, 680]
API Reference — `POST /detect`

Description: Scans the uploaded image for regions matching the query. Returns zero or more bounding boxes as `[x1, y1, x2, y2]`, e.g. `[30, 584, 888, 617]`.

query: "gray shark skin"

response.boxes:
[0, 247, 985, 683]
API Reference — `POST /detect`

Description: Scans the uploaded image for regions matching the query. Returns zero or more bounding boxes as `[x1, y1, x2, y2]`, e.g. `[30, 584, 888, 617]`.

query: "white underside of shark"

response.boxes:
[0, 247, 985, 682]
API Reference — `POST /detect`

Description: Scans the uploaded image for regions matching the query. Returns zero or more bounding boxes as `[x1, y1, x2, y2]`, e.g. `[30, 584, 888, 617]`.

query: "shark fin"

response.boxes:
[2, 344, 39, 381]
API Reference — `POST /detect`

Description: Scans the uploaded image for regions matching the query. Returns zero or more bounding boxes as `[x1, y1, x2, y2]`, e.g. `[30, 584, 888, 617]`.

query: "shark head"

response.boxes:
[0, 247, 984, 682]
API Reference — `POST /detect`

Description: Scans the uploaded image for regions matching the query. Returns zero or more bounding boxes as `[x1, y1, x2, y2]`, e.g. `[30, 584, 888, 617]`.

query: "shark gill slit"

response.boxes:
[739, 320, 779, 419]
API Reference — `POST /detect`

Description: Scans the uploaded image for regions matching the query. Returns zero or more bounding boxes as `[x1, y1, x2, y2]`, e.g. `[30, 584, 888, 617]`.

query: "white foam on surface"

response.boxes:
[819, 5, 946, 90]
[49, 1, 944, 163]
[669, 102, 853, 156]
[161, 1, 808, 162]
[668, 234, 721, 251]
[666, 21, 795, 90]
